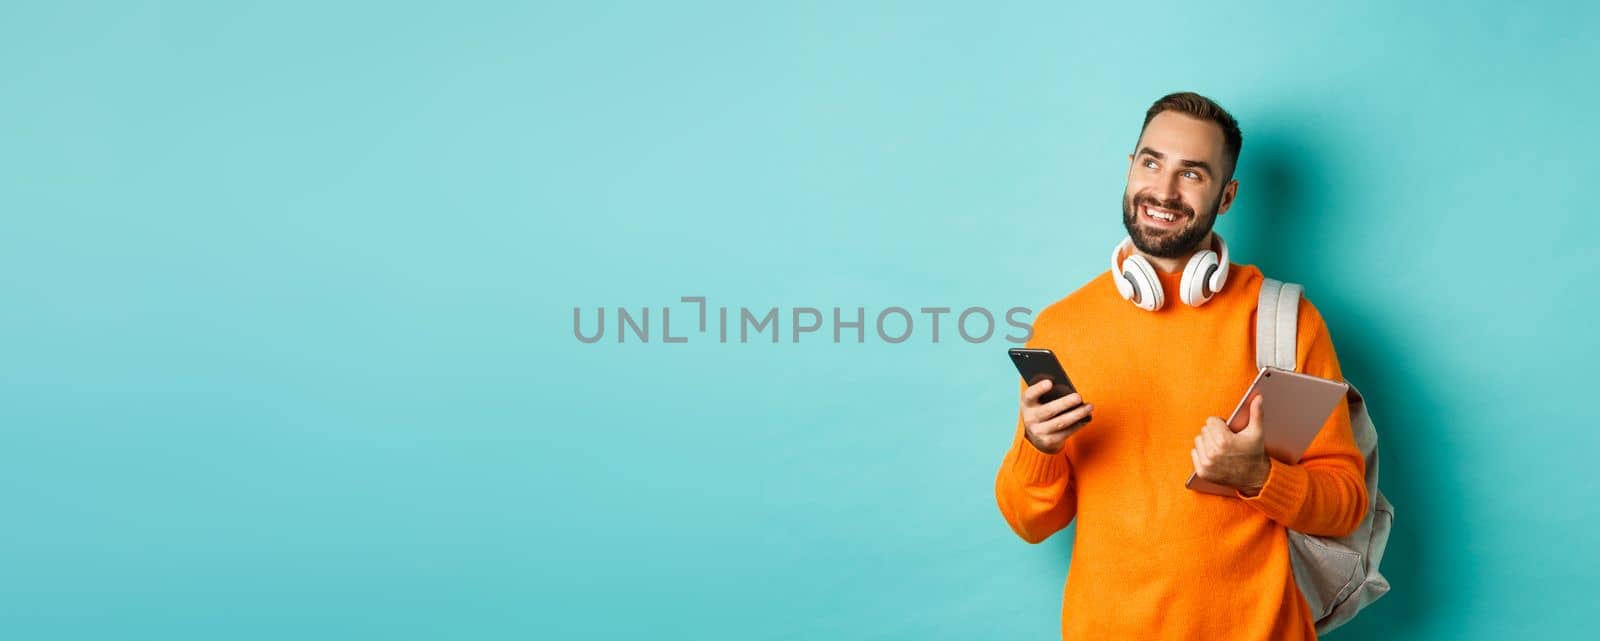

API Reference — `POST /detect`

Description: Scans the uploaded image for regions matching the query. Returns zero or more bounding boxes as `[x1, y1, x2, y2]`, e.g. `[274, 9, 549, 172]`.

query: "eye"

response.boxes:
[1183, 170, 1200, 180]
[1143, 159, 1158, 170]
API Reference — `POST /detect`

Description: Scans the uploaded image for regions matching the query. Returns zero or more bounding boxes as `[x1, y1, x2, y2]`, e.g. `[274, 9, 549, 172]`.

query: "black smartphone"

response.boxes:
[1008, 348, 1090, 425]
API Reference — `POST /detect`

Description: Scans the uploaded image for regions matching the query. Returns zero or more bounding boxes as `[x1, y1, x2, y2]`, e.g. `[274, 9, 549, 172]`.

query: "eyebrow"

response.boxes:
[1137, 147, 1214, 176]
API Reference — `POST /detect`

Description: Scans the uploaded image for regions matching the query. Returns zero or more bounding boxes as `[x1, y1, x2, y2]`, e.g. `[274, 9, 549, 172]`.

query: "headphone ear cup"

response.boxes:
[1122, 255, 1163, 311]
[1180, 250, 1220, 307]
[1207, 255, 1229, 296]
[1209, 233, 1230, 294]
[1112, 261, 1136, 301]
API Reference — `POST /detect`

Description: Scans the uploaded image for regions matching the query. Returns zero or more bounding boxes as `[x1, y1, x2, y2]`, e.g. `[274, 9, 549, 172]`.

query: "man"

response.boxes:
[993, 92, 1367, 640]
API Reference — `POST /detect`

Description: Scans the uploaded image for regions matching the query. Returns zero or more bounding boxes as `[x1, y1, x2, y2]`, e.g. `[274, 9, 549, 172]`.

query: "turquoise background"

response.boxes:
[2, 1, 1595, 639]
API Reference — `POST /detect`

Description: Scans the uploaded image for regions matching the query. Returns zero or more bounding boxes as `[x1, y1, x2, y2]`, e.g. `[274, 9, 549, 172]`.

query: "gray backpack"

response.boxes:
[1257, 279, 1393, 635]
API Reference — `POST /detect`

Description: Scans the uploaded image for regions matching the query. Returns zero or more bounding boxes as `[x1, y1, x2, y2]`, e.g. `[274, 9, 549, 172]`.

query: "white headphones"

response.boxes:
[1110, 233, 1231, 311]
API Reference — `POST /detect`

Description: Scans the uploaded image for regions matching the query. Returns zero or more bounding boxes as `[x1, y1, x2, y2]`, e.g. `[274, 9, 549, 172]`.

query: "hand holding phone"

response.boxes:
[1008, 348, 1094, 454]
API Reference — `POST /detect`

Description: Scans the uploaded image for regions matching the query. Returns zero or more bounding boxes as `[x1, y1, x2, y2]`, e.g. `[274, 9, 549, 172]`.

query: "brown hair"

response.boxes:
[1140, 92, 1243, 180]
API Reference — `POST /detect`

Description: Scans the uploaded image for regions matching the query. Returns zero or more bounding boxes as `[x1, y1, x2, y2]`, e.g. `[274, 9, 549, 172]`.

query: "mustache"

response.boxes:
[1133, 194, 1195, 219]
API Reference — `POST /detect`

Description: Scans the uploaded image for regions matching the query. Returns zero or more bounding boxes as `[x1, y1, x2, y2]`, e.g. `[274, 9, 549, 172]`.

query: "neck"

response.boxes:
[1134, 231, 1214, 273]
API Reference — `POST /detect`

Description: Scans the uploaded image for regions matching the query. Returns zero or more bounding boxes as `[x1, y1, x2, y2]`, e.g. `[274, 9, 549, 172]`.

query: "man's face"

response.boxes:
[1121, 111, 1237, 259]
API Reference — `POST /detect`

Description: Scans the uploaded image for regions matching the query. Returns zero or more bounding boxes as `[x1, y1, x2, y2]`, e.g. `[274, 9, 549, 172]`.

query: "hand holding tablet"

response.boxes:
[1187, 367, 1350, 496]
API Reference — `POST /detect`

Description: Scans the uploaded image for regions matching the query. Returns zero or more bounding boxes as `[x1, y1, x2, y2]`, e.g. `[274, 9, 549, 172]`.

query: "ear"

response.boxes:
[1216, 179, 1240, 216]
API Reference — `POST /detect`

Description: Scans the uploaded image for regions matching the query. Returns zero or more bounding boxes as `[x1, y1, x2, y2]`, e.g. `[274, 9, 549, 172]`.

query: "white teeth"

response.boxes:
[1146, 207, 1177, 222]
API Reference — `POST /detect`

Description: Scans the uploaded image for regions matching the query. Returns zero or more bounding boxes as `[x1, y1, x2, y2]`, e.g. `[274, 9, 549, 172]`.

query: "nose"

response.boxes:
[1151, 171, 1182, 203]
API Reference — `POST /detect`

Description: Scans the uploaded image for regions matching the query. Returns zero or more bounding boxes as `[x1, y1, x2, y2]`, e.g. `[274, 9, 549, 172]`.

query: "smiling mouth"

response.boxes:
[1141, 204, 1187, 225]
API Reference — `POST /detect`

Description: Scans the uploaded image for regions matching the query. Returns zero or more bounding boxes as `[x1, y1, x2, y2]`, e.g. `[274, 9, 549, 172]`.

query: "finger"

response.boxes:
[1191, 447, 1204, 473]
[1037, 393, 1084, 419]
[1037, 403, 1094, 435]
[1194, 434, 1210, 458]
[1037, 403, 1093, 434]
[1200, 424, 1224, 452]
[1022, 379, 1053, 405]
[1248, 394, 1264, 428]
[1025, 405, 1055, 429]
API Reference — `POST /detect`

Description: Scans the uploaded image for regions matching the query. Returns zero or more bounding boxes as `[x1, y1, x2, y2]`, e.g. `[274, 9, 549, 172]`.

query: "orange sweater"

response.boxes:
[995, 263, 1367, 640]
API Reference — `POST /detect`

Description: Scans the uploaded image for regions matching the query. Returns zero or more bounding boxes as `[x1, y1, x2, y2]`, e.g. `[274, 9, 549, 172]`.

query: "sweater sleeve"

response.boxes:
[1238, 297, 1369, 537]
[995, 378, 1079, 544]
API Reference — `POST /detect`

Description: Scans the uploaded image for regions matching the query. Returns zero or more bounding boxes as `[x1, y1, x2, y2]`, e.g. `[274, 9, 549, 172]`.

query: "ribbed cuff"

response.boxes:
[1010, 441, 1070, 485]
[1240, 458, 1309, 524]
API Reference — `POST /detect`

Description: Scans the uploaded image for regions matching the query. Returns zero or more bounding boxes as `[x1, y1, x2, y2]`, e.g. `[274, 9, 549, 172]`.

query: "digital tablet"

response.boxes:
[1186, 366, 1350, 496]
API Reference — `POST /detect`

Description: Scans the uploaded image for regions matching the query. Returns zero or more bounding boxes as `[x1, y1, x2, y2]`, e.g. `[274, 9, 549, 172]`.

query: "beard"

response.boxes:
[1120, 188, 1223, 259]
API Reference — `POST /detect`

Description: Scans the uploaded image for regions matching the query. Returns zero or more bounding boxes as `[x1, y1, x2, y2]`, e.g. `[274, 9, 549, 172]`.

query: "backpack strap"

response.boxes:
[1256, 278, 1304, 371]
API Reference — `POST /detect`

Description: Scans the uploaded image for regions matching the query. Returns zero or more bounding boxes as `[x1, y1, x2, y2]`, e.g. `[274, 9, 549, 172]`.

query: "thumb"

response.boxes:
[1241, 395, 1265, 435]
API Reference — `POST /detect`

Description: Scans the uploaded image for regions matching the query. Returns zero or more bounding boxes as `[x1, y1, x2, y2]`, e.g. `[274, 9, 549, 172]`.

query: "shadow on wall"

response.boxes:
[1227, 115, 1455, 640]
